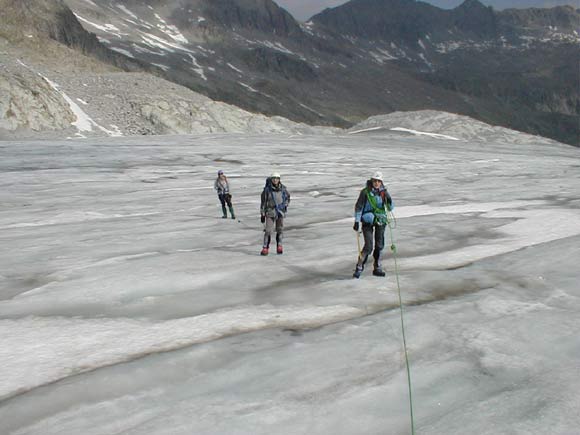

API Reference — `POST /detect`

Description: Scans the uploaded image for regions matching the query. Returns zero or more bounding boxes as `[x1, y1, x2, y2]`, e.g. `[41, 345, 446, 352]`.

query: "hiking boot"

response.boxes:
[277, 245, 283, 255]
[260, 247, 269, 256]
[353, 265, 363, 279]
[372, 268, 386, 277]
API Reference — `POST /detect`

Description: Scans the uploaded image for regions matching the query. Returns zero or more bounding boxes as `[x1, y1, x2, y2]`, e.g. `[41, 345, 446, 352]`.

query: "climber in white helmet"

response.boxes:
[259, 172, 290, 256]
[352, 171, 394, 278]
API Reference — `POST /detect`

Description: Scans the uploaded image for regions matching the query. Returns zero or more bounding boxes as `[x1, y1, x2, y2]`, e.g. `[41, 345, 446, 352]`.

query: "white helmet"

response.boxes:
[371, 171, 383, 181]
[271, 172, 281, 178]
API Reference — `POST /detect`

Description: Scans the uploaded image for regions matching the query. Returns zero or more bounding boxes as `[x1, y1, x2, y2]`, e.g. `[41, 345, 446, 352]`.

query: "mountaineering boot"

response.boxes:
[373, 256, 385, 277]
[277, 244, 283, 255]
[260, 246, 269, 256]
[353, 265, 363, 279]
[229, 206, 236, 219]
[372, 267, 386, 277]
[221, 205, 228, 219]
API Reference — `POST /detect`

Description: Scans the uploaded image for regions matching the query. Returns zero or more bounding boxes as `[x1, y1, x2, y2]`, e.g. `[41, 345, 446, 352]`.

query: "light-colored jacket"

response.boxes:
[214, 178, 230, 195]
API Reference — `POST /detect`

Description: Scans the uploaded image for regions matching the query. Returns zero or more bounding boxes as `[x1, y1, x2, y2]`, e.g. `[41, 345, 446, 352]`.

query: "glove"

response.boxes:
[261, 215, 266, 223]
[353, 221, 359, 231]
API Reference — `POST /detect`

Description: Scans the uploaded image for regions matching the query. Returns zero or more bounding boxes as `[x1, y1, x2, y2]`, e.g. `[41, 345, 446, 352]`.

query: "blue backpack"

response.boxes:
[264, 178, 288, 217]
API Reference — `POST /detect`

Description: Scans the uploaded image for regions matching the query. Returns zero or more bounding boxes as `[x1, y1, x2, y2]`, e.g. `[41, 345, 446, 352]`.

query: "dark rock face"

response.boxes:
[310, 0, 500, 42]
[241, 48, 317, 81]
[198, 0, 302, 36]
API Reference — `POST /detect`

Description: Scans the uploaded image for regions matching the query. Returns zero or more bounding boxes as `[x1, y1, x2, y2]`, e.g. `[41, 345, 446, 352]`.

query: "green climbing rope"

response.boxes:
[387, 211, 416, 435]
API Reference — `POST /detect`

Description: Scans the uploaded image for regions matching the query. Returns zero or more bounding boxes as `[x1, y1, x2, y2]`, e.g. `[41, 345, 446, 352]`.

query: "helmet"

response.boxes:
[371, 171, 383, 181]
[271, 172, 281, 179]
[217, 170, 224, 175]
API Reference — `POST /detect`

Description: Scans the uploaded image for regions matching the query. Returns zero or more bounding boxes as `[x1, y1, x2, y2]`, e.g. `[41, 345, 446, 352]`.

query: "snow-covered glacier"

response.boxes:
[0, 128, 579, 435]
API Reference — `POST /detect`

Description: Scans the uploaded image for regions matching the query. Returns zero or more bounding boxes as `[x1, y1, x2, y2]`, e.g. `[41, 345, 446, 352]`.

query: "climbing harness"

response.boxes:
[387, 211, 415, 435]
[364, 188, 388, 225]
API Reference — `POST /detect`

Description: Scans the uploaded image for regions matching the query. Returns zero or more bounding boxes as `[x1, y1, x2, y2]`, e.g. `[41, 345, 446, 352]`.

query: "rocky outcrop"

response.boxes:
[0, 56, 337, 140]
[0, 66, 74, 133]
[138, 98, 334, 135]
[0, 0, 154, 72]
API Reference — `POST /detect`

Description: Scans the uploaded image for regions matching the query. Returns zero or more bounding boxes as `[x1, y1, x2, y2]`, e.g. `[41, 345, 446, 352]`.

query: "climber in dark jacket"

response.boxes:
[260, 172, 290, 256]
[352, 171, 393, 278]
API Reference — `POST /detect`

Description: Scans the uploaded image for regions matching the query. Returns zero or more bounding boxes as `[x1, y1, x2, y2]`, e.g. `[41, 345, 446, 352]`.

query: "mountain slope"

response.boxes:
[310, 0, 579, 145]
[0, 0, 155, 73]
[0, 0, 577, 144]
[58, 0, 491, 128]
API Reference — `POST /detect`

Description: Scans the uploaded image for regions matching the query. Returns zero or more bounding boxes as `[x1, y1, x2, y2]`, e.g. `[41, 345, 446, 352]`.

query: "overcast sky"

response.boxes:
[275, 0, 577, 21]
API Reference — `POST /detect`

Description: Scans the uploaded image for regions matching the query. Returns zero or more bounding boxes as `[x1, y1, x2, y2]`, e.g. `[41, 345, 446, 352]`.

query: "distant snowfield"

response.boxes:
[351, 110, 562, 146]
[0, 132, 579, 435]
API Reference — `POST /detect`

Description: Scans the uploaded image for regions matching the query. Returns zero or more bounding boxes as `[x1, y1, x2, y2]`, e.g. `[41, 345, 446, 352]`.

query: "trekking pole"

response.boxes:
[356, 229, 362, 262]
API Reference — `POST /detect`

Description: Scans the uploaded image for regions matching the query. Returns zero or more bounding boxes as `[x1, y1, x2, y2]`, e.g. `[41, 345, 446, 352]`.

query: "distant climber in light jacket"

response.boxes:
[214, 170, 235, 219]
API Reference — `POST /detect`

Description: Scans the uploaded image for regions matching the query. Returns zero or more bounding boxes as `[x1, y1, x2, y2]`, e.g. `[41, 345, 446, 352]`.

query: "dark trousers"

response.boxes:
[358, 223, 385, 269]
[218, 194, 234, 217]
[218, 194, 232, 207]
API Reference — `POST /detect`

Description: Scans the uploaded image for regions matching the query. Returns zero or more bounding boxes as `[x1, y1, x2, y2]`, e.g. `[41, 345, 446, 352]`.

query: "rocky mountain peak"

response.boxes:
[451, 0, 496, 38]
[195, 0, 302, 36]
[310, 0, 443, 42]
[456, 0, 488, 11]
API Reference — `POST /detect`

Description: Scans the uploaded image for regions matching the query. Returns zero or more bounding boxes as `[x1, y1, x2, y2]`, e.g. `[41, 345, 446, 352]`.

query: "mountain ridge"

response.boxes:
[0, 0, 577, 145]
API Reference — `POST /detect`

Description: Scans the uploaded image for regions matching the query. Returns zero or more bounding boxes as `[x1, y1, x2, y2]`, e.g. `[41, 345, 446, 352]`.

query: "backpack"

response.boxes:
[264, 178, 288, 216]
